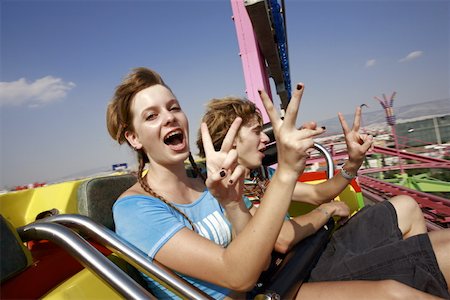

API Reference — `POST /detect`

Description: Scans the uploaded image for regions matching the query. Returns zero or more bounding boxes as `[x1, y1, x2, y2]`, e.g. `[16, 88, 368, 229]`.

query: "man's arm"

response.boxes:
[292, 107, 373, 205]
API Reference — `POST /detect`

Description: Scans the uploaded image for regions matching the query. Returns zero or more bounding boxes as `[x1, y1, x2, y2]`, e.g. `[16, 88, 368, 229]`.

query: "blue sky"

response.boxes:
[1, 0, 449, 189]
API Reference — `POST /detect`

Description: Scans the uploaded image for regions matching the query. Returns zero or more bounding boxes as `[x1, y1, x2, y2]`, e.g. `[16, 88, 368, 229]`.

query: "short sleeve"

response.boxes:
[113, 195, 186, 259]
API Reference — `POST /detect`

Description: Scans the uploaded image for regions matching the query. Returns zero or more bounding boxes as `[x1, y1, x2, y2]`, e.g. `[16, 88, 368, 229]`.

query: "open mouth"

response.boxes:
[258, 147, 266, 156]
[163, 129, 185, 148]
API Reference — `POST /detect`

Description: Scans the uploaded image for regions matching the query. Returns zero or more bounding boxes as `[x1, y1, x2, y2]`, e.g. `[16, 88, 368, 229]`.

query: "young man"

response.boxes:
[197, 95, 450, 298]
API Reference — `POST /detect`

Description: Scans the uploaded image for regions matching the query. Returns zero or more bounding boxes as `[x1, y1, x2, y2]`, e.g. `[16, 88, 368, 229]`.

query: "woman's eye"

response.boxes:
[170, 106, 181, 111]
[145, 113, 157, 121]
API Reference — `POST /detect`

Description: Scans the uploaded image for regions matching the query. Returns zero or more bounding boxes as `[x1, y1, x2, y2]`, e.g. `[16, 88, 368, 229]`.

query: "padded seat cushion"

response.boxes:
[0, 215, 33, 283]
[77, 174, 137, 230]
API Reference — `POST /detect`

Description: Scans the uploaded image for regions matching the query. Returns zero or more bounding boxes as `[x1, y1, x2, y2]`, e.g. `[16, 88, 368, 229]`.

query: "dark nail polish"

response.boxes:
[220, 170, 226, 178]
[296, 84, 302, 90]
[229, 179, 233, 184]
[257, 90, 262, 95]
[321, 126, 326, 130]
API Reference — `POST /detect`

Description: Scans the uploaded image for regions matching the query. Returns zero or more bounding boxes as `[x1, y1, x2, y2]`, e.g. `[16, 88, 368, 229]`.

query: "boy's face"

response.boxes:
[235, 119, 270, 170]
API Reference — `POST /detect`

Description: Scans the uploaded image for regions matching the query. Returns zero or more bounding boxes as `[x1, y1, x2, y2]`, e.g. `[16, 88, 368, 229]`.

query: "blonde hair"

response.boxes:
[197, 97, 262, 158]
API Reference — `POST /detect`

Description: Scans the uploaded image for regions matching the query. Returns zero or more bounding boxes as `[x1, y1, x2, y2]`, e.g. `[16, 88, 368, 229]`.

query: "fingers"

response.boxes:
[352, 106, 361, 132]
[284, 83, 304, 127]
[207, 167, 229, 183]
[221, 149, 238, 170]
[228, 165, 246, 185]
[201, 122, 215, 157]
[338, 112, 350, 134]
[259, 89, 280, 127]
[360, 134, 374, 153]
[300, 127, 326, 140]
[207, 163, 245, 187]
[299, 121, 317, 130]
[220, 117, 242, 151]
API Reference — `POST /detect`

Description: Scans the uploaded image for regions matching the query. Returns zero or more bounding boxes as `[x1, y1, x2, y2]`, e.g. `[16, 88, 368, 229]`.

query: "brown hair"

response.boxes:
[197, 97, 268, 200]
[196, 97, 262, 158]
[107, 67, 200, 229]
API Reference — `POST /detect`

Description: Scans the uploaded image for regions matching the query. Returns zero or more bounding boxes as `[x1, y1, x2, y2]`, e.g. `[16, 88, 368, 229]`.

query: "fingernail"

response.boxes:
[321, 126, 326, 130]
[220, 170, 226, 178]
[257, 90, 262, 95]
[296, 84, 302, 90]
[229, 179, 233, 184]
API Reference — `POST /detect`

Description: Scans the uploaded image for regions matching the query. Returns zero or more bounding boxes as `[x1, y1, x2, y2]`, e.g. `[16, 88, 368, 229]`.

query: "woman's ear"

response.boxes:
[125, 130, 143, 150]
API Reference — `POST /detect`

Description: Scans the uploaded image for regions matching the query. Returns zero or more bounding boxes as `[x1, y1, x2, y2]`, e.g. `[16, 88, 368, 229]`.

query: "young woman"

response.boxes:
[107, 67, 444, 299]
[197, 96, 450, 299]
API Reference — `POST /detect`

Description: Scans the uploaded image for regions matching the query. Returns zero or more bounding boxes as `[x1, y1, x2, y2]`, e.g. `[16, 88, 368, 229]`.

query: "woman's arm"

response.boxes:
[155, 84, 325, 291]
[156, 168, 300, 291]
[222, 189, 253, 238]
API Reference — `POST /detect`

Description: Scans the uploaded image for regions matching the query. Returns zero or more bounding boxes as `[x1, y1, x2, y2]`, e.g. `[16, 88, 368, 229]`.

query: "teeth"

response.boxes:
[165, 130, 182, 139]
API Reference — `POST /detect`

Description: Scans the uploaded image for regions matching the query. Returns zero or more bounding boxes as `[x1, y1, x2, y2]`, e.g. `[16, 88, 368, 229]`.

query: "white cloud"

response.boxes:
[399, 50, 423, 63]
[365, 59, 376, 68]
[0, 76, 76, 107]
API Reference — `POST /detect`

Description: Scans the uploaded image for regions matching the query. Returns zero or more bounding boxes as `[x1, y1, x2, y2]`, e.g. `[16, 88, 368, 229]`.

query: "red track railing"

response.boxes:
[358, 175, 450, 230]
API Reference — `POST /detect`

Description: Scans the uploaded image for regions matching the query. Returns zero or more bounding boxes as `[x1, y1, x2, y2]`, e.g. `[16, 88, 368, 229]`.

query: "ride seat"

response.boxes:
[77, 174, 137, 230]
[0, 215, 33, 283]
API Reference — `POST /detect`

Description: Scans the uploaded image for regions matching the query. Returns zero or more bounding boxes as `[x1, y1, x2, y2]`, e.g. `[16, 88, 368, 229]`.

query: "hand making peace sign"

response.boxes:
[201, 117, 246, 205]
[259, 83, 325, 176]
[339, 106, 374, 170]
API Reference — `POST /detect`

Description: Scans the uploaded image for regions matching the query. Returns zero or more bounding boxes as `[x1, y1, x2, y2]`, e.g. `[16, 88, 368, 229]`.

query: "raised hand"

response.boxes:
[259, 83, 325, 176]
[338, 107, 373, 170]
[201, 117, 246, 205]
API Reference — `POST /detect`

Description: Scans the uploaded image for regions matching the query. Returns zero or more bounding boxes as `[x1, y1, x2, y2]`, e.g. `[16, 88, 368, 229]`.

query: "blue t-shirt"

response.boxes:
[113, 190, 232, 299]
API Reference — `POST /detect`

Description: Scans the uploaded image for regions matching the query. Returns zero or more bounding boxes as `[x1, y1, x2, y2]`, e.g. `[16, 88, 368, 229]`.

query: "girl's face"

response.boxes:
[125, 84, 190, 166]
[235, 119, 270, 170]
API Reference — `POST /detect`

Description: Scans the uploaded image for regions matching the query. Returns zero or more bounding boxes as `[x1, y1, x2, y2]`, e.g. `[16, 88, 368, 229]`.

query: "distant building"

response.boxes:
[395, 115, 450, 148]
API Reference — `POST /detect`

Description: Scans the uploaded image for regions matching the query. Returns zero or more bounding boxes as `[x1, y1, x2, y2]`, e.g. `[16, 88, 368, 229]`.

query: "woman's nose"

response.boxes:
[163, 110, 175, 124]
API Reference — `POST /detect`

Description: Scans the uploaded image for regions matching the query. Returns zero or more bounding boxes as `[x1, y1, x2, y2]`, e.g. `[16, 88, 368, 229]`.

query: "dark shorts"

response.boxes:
[309, 201, 449, 299]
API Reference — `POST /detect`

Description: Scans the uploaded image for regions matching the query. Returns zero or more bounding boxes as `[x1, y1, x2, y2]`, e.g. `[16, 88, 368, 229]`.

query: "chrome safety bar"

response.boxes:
[41, 214, 212, 300]
[261, 123, 335, 180]
[313, 142, 335, 180]
[18, 222, 155, 300]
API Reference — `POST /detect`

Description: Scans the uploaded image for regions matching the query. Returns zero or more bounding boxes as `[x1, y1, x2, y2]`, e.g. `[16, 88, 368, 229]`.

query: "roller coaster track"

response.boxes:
[358, 162, 450, 174]
[308, 145, 450, 166]
[306, 145, 450, 230]
[358, 175, 450, 231]
[370, 145, 449, 164]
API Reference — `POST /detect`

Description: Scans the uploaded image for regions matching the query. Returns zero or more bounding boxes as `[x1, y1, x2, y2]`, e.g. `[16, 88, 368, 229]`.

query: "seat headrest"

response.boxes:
[0, 215, 33, 283]
[77, 174, 137, 230]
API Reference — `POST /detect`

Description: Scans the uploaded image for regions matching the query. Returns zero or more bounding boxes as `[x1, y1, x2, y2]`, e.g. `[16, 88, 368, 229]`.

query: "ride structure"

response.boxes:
[231, 0, 449, 230]
[374, 92, 405, 174]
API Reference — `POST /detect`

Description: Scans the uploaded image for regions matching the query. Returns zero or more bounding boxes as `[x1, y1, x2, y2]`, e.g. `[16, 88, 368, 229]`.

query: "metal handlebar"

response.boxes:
[18, 222, 155, 300]
[40, 214, 212, 300]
